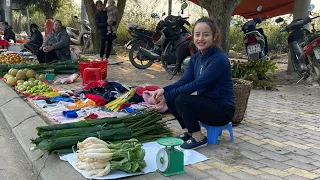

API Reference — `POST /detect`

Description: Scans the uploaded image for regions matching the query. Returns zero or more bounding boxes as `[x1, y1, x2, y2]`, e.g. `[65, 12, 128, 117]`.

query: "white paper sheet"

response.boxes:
[60, 141, 209, 179]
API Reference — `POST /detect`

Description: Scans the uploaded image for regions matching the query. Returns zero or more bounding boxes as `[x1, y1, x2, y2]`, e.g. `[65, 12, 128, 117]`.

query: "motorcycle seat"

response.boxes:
[244, 30, 263, 38]
[135, 29, 154, 36]
[70, 28, 80, 36]
[127, 24, 146, 31]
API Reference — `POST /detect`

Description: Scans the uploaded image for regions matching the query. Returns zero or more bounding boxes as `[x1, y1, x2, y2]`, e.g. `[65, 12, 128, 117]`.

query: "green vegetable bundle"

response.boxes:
[32, 110, 172, 154]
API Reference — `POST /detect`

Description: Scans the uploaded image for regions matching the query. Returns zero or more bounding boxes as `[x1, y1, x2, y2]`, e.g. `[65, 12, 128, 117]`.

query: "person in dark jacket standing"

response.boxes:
[152, 18, 235, 150]
[2, 22, 16, 42]
[24, 24, 43, 53]
[36, 20, 71, 63]
[95, 0, 114, 61]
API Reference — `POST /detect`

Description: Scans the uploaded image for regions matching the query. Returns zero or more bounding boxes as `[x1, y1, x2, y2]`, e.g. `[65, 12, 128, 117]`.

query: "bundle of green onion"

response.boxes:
[31, 110, 172, 154]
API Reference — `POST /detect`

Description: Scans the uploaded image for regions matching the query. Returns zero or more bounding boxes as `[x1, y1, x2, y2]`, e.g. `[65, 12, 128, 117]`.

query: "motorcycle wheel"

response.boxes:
[129, 42, 154, 69]
[290, 48, 305, 78]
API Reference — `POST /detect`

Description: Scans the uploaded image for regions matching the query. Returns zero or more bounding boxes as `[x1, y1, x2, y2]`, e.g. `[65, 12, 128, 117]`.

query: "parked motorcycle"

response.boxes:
[66, 16, 91, 53]
[124, 13, 165, 69]
[276, 7, 320, 84]
[235, 6, 269, 60]
[126, 2, 195, 75]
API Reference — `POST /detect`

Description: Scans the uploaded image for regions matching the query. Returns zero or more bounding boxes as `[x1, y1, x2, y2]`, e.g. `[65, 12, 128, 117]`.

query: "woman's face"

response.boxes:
[193, 22, 215, 53]
[53, 22, 61, 32]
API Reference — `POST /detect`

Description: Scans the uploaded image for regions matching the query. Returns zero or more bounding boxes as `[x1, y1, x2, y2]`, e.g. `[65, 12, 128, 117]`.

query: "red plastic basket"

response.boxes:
[78, 60, 108, 79]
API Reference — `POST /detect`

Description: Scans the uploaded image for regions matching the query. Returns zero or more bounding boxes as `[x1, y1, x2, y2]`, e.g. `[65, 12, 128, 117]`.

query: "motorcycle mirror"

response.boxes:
[151, 13, 159, 18]
[308, 4, 315, 12]
[257, 5, 263, 12]
[275, 17, 284, 23]
[230, 20, 238, 25]
[181, 2, 188, 10]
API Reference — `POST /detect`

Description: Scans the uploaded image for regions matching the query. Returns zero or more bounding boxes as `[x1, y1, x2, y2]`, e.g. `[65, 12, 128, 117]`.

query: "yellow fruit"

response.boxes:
[26, 70, 36, 79]
[7, 77, 17, 86]
[16, 70, 26, 80]
[11, 69, 19, 77]
[39, 74, 46, 82]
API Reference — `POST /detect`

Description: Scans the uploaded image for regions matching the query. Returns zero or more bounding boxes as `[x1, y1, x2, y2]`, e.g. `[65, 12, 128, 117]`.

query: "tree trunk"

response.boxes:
[84, 0, 100, 53]
[111, 0, 127, 55]
[44, 3, 55, 19]
[287, 0, 311, 74]
[84, 0, 126, 54]
[197, 0, 242, 55]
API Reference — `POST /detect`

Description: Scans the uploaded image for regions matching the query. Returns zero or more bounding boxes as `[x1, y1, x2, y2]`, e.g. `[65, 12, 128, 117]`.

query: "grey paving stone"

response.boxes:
[260, 144, 291, 155]
[229, 171, 259, 180]
[284, 175, 309, 180]
[205, 168, 239, 180]
[258, 174, 285, 180]
[238, 142, 265, 153]
[259, 150, 290, 162]
[240, 150, 265, 161]
[285, 154, 316, 164]
[185, 166, 209, 179]
[283, 146, 314, 156]
[259, 159, 291, 170]
[283, 160, 318, 171]
[238, 158, 267, 169]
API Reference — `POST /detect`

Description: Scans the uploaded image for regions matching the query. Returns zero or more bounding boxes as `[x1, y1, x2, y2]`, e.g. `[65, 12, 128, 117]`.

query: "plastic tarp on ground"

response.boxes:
[189, 0, 295, 19]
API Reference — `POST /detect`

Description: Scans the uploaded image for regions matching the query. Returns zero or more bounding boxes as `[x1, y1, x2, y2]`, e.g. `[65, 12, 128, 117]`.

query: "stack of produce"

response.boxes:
[3, 68, 46, 87]
[15, 80, 54, 95]
[0, 54, 28, 64]
[76, 137, 146, 177]
[0, 60, 79, 76]
[31, 110, 172, 154]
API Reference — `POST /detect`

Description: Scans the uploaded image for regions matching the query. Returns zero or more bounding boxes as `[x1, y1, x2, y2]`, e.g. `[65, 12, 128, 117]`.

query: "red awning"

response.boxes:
[189, 0, 295, 19]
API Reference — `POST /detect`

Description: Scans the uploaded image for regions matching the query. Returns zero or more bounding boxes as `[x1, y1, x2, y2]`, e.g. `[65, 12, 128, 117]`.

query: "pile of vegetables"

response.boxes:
[0, 54, 28, 64]
[0, 60, 79, 76]
[76, 137, 146, 177]
[31, 110, 171, 154]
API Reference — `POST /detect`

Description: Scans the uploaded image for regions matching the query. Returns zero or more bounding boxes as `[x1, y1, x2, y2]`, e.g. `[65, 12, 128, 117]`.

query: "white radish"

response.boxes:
[88, 169, 104, 176]
[84, 148, 111, 154]
[82, 137, 108, 146]
[96, 162, 111, 177]
[87, 144, 108, 149]
[85, 153, 113, 161]
[77, 161, 109, 171]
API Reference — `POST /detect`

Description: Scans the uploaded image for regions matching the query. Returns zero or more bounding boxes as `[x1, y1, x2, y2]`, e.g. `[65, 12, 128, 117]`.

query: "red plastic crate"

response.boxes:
[78, 60, 108, 79]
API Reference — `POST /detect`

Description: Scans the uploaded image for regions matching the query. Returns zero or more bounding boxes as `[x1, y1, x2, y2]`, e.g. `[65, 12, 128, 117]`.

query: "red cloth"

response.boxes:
[135, 85, 160, 97]
[85, 94, 106, 106]
[119, 103, 132, 110]
[84, 113, 98, 120]
[0, 39, 9, 49]
[83, 80, 107, 90]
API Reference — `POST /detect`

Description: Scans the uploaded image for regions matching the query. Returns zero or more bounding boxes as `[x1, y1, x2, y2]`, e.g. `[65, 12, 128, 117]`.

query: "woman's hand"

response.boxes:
[152, 88, 165, 104]
[155, 95, 166, 106]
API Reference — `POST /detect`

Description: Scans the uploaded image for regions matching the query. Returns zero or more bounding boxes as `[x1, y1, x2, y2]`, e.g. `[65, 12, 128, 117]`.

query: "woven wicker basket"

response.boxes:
[232, 78, 253, 125]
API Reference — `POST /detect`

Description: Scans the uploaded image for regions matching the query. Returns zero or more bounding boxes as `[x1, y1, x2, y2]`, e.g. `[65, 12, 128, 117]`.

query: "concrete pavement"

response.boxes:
[1, 76, 320, 180]
[0, 115, 34, 180]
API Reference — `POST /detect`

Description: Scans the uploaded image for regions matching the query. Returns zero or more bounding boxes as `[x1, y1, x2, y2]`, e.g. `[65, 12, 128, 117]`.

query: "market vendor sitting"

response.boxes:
[24, 23, 43, 53]
[36, 20, 71, 63]
[2, 22, 16, 43]
[152, 17, 235, 150]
